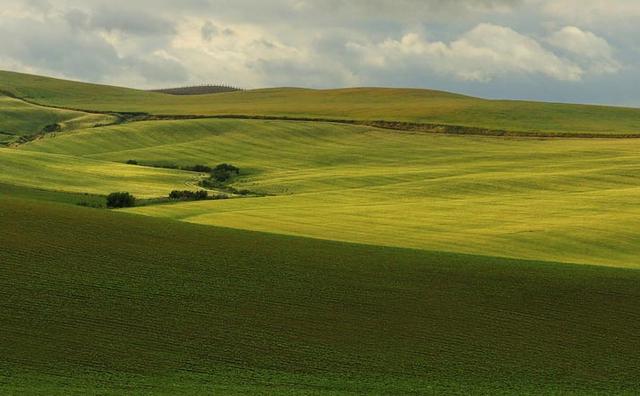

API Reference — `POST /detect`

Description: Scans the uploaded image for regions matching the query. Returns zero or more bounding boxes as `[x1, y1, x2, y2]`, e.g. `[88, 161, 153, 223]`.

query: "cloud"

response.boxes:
[290, 0, 523, 21]
[349, 23, 584, 82]
[0, 0, 636, 105]
[89, 7, 176, 36]
[542, 0, 640, 27]
[0, 6, 187, 87]
[168, 17, 358, 88]
[547, 26, 621, 74]
[200, 21, 218, 42]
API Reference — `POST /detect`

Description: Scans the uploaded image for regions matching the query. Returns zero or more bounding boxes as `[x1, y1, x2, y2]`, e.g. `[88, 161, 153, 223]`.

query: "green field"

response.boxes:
[0, 94, 116, 144]
[2, 70, 640, 394]
[0, 149, 202, 198]
[3, 70, 640, 136]
[3, 197, 640, 394]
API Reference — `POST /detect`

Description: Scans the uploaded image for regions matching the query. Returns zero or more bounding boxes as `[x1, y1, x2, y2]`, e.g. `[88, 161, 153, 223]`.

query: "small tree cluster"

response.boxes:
[211, 163, 240, 182]
[126, 159, 138, 165]
[169, 190, 209, 200]
[106, 192, 136, 208]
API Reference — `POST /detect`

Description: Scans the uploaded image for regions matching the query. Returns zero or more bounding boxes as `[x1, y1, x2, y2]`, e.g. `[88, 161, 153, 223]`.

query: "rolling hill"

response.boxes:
[0, 94, 116, 145]
[150, 85, 243, 95]
[2, 70, 640, 394]
[12, 117, 640, 268]
[2, 70, 640, 136]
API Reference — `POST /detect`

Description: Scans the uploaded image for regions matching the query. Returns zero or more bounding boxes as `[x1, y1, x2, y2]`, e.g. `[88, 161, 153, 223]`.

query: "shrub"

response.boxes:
[183, 164, 212, 173]
[126, 159, 138, 165]
[198, 179, 218, 189]
[194, 190, 208, 200]
[211, 163, 240, 182]
[169, 190, 209, 201]
[42, 123, 62, 133]
[106, 192, 136, 208]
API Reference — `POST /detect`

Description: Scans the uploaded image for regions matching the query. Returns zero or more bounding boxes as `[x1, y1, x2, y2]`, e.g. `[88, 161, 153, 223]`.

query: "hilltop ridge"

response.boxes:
[2, 70, 640, 136]
[150, 84, 243, 95]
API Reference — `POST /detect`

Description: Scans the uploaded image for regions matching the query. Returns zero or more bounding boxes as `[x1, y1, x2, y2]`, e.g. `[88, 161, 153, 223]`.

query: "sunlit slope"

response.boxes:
[20, 118, 640, 267]
[0, 148, 199, 197]
[0, 95, 115, 144]
[3, 70, 640, 135]
[2, 197, 640, 394]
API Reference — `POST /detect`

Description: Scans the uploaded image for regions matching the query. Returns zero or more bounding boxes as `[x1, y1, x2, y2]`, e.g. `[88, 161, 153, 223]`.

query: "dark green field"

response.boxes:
[2, 196, 640, 394]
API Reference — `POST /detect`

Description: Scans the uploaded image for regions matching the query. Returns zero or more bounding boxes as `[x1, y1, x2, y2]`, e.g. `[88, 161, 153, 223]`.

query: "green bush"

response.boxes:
[183, 165, 212, 173]
[106, 192, 136, 208]
[211, 163, 240, 182]
[169, 190, 209, 200]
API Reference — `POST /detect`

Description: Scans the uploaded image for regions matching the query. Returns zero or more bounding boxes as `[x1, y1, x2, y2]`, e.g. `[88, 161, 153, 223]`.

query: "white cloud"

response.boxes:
[542, 0, 640, 28]
[292, 0, 522, 21]
[547, 26, 620, 74]
[0, 0, 636, 105]
[350, 23, 584, 82]
[0, 5, 187, 88]
[168, 17, 358, 87]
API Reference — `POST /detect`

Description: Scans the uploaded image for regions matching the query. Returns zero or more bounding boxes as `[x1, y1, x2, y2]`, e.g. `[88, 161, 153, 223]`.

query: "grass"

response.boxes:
[18, 117, 640, 268]
[0, 148, 202, 198]
[3, 70, 640, 394]
[0, 182, 105, 206]
[2, 196, 640, 394]
[3, 70, 640, 136]
[0, 94, 116, 144]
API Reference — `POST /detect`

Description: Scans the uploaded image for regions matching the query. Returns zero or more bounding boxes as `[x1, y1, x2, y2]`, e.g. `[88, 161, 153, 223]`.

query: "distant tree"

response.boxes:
[211, 163, 240, 182]
[169, 190, 209, 200]
[106, 192, 136, 208]
[126, 159, 138, 165]
[194, 190, 208, 200]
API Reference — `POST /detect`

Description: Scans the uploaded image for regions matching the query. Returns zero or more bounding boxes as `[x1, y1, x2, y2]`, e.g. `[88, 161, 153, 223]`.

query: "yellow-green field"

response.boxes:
[3, 70, 640, 136]
[0, 149, 201, 198]
[0, 94, 116, 144]
[15, 117, 640, 267]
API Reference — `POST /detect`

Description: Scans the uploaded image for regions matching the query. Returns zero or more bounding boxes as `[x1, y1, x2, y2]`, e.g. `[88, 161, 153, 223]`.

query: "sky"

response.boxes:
[0, 0, 639, 106]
